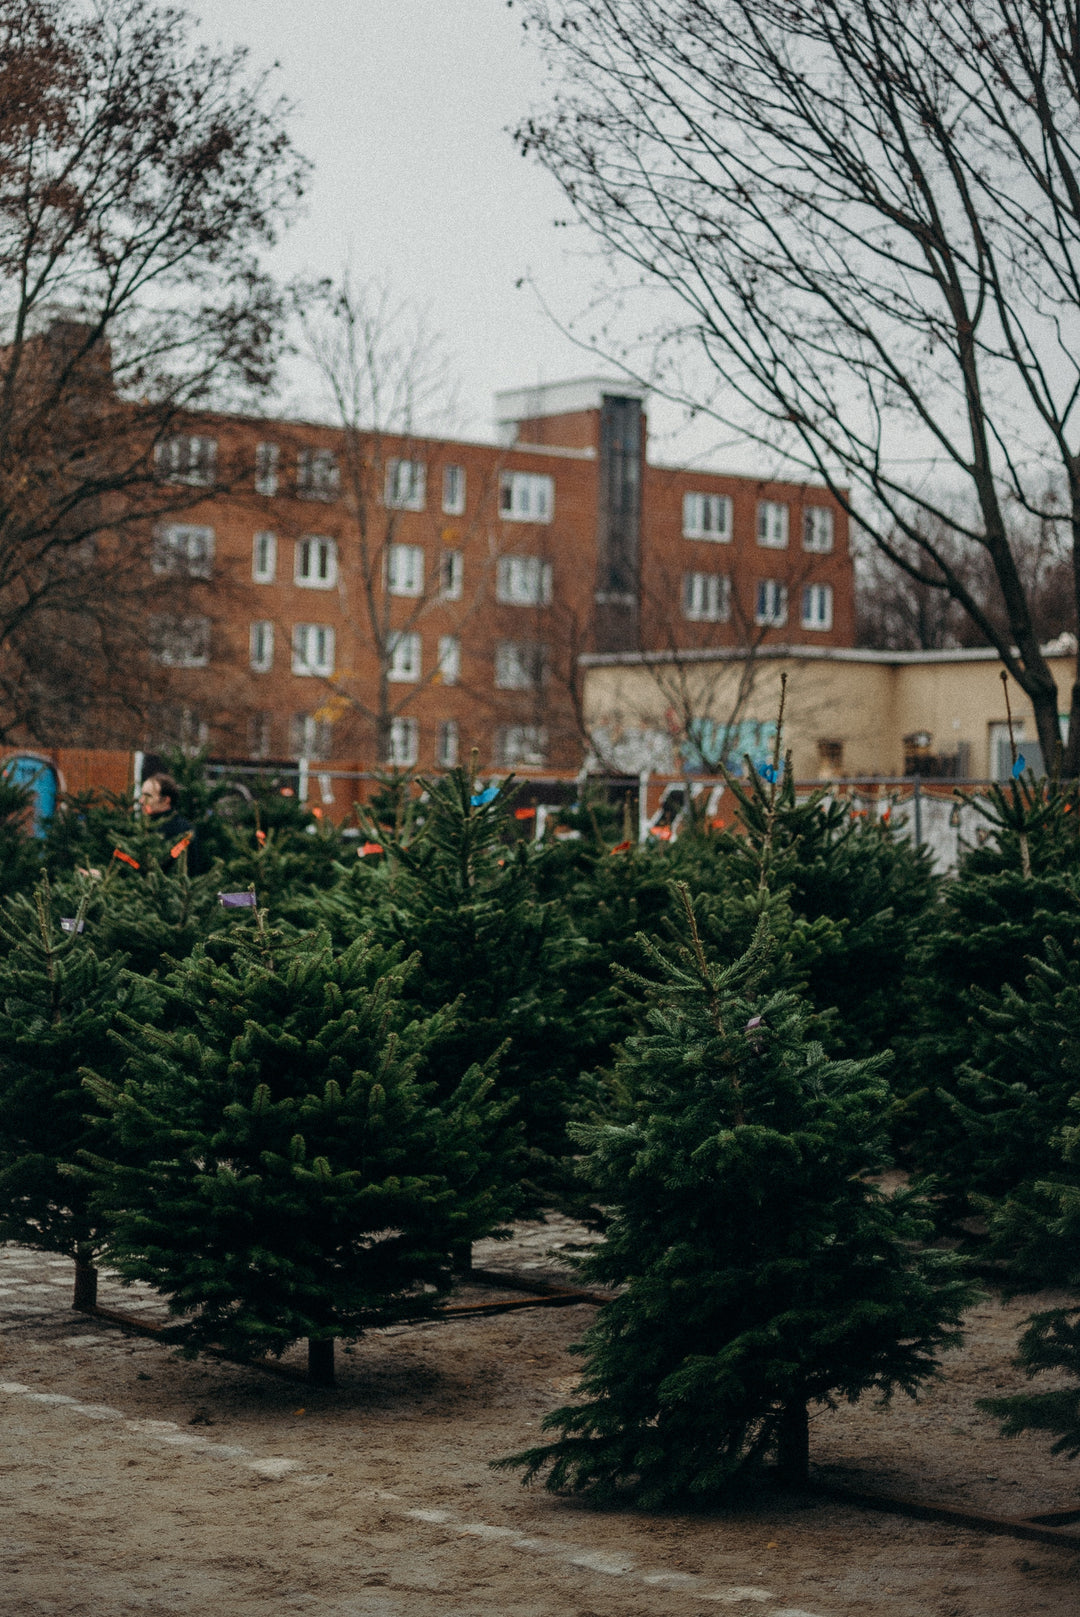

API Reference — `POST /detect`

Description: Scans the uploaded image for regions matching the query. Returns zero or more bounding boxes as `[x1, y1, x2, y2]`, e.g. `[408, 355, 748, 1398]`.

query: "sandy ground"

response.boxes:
[1, 1220, 1078, 1617]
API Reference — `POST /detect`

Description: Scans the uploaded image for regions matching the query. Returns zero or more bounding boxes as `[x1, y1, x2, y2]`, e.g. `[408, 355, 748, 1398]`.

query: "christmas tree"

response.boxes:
[85, 908, 519, 1383]
[354, 766, 591, 1204]
[0, 874, 151, 1307]
[978, 1092, 1080, 1458]
[498, 886, 974, 1504]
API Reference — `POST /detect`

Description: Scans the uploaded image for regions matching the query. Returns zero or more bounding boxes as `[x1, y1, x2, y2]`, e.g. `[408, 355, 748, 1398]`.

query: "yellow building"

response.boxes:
[581, 640, 1076, 781]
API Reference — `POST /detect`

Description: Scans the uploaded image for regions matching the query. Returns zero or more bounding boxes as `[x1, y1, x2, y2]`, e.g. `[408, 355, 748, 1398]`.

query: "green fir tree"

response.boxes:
[497, 887, 975, 1505]
[0, 875, 151, 1307]
[978, 1093, 1080, 1458]
[85, 910, 518, 1383]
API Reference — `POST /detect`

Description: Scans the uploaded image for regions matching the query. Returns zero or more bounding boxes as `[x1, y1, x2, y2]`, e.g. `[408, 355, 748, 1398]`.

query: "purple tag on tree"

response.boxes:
[218, 891, 257, 909]
[60, 918, 85, 934]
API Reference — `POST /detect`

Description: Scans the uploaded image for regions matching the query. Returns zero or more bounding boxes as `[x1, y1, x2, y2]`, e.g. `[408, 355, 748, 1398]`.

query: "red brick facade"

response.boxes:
[143, 381, 853, 772]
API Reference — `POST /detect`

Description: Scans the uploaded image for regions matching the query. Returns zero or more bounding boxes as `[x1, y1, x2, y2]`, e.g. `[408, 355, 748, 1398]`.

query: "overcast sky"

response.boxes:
[181, 0, 738, 466]
[179, 3, 619, 434]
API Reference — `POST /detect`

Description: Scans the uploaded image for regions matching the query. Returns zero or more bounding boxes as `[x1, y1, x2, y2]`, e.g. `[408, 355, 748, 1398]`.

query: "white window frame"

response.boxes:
[437, 718, 459, 769]
[295, 536, 338, 590]
[682, 492, 732, 542]
[681, 572, 731, 623]
[755, 580, 789, 627]
[442, 464, 466, 515]
[496, 554, 553, 607]
[247, 712, 272, 760]
[154, 435, 217, 486]
[255, 442, 279, 496]
[499, 471, 554, 523]
[150, 615, 211, 668]
[387, 716, 419, 767]
[494, 725, 548, 767]
[801, 582, 834, 631]
[437, 635, 461, 686]
[249, 620, 274, 672]
[297, 447, 340, 501]
[386, 543, 425, 598]
[803, 506, 835, 553]
[494, 639, 547, 690]
[290, 713, 333, 761]
[757, 501, 790, 549]
[438, 549, 464, 600]
[385, 458, 426, 511]
[252, 530, 277, 583]
[291, 623, 335, 677]
[152, 524, 215, 580]
[387, 630, 422, 683]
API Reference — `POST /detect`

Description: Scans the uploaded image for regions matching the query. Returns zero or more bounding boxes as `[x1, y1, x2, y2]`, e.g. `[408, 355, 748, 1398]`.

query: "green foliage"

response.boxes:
[0, 875, 151, 1262]
[85, 915, 519, 1361]
[351, 768, 593, 1200]
[497, 888, 974, 1505]
[978, 1099, 1080, 1457]
[942, 939, 1080, 1281]
[0, 773, 40, 900]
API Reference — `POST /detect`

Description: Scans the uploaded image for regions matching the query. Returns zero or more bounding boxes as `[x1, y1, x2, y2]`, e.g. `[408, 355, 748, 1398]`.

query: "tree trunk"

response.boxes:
[775, 1398, 809, 1486]
[72, 1256, 98, 1312]
[308, 1337, 335, 1388]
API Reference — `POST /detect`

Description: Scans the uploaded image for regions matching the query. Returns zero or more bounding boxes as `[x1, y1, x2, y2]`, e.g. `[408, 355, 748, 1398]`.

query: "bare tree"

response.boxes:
[516, 0, 1080, 771]
[0, 0, 306, 742]
[293, 276, 502, 766]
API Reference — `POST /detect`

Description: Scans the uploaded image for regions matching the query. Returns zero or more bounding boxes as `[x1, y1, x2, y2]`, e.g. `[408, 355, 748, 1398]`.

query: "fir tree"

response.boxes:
[85, 911, 518, 1383]
[0, 874, 150, 1307]
[497, 887, 975, 1504]
[978, 1094, 1080, 1458]
[356, 767, 592, 1203]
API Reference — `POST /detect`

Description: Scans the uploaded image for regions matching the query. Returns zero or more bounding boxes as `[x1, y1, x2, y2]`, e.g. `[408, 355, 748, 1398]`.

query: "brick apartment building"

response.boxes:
[141, 378, 855, 773]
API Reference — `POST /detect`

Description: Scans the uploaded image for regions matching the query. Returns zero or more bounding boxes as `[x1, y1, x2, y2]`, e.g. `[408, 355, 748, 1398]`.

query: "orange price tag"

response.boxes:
[170, 833, 193, 859]
[111, 848, 140, 870]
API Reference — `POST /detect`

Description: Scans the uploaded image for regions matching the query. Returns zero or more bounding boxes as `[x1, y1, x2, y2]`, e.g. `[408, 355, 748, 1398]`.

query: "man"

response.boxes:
[138, 772, 203, 873]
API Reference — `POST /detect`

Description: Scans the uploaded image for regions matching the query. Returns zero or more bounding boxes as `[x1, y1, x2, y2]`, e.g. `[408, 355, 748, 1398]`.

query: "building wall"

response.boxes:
[144, 386, 855, 772]
[582, 648, 1075, 780]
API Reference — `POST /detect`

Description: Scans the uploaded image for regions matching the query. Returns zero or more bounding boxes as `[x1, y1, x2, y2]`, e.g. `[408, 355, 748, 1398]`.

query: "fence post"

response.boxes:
[913, 775, 922, 847]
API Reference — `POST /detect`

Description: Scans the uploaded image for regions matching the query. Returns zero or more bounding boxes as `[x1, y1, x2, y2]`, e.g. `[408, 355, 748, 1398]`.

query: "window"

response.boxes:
[150, 615, 210, 667]
[250, 620, 274, 672]
[437, 635, 461, 686]
[757, 501, 789, 548]
[803, 507, 834, 553]
[437, 719, 459, 769]
[385, 458, 426, 510]
[387, 716, 419, 767]
[496, 554, 553, 606]
[682, 572, 731, 622]
[295, 536, 338, 589]
[152, 524, 215, 579]
[494, 725, 548, 767]
[387, 631, 422, 682]
[682, 492, 732, 541]
[438, 549, 464, 600]
[386, 543, 424, 597]
[494, 639, 547, 690]
[755, 580, 788, 626]
[290, 713, 332, 761]
[442, 464, 466, 515]
[297, 447, 340, 500]
[500, 471, 554, 522]
[252, 530, 277, 583]
[291, 623, 335, 676]
[154, 435, 217, 486]
[255, 442, 279, 496]
[247, 712, 272, 759]
[801, 582, 833, 631]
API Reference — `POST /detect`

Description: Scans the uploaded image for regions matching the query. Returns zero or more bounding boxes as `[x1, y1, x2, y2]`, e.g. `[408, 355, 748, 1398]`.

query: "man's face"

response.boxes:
[139, 780, 168, 816]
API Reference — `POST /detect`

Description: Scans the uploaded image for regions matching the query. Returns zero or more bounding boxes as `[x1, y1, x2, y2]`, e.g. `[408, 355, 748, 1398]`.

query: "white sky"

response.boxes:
[183, 0, 729, 465]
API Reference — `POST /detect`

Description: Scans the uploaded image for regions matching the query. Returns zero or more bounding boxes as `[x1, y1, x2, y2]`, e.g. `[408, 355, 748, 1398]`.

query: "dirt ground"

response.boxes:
[1, 1219, 1078, 1617]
